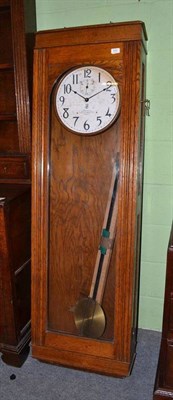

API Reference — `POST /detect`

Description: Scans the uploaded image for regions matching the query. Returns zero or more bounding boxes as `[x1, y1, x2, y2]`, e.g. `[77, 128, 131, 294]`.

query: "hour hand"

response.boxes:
[71, 89, 88, 102]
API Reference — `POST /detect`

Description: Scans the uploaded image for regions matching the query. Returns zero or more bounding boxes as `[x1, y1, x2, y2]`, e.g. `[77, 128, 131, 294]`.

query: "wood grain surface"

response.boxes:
[32, 21, 147, 376]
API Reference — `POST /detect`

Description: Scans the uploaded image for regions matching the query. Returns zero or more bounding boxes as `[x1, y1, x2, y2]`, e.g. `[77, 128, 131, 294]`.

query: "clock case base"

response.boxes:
[32, 345, 136, 378]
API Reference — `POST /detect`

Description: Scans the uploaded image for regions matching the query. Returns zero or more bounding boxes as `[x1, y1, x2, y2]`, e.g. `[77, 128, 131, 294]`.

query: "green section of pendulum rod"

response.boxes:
[99, 229, 110, 254]
[102, 229, 110, 238]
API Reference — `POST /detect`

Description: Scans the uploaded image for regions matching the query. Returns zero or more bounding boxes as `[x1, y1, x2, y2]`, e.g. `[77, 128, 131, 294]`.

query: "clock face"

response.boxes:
[54, 66, 120, 135]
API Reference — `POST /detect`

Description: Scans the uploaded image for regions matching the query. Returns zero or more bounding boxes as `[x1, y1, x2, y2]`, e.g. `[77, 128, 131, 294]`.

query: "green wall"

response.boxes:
[35, 0, 173, 331]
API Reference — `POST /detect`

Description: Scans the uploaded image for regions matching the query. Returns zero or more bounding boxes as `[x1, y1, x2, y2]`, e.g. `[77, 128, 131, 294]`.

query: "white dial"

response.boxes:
[54, 66, 120, 135]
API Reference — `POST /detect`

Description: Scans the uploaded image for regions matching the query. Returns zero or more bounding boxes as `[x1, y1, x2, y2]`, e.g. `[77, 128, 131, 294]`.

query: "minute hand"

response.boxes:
[87, 85, 112, 100]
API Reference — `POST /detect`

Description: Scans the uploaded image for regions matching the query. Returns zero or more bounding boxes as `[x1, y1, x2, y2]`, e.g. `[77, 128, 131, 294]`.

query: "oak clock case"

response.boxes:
[32, 22, 147, 377]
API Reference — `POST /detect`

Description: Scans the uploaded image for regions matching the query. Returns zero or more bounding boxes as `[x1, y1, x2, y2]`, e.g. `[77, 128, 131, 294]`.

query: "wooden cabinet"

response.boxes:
[0, 185, 31, 366]
[0, 0, 36, 366]
[31, 21, 147, 377]
[153, 222, 173, 399]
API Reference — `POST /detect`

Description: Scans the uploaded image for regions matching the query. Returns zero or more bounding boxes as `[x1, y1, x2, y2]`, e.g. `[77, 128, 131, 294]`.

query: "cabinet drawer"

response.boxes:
[0, 158, 30, 179]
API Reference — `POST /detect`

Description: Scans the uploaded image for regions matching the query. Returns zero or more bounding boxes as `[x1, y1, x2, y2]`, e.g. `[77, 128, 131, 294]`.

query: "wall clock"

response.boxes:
[54, 65, 120, 135]
[32, 21, 148, 377]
